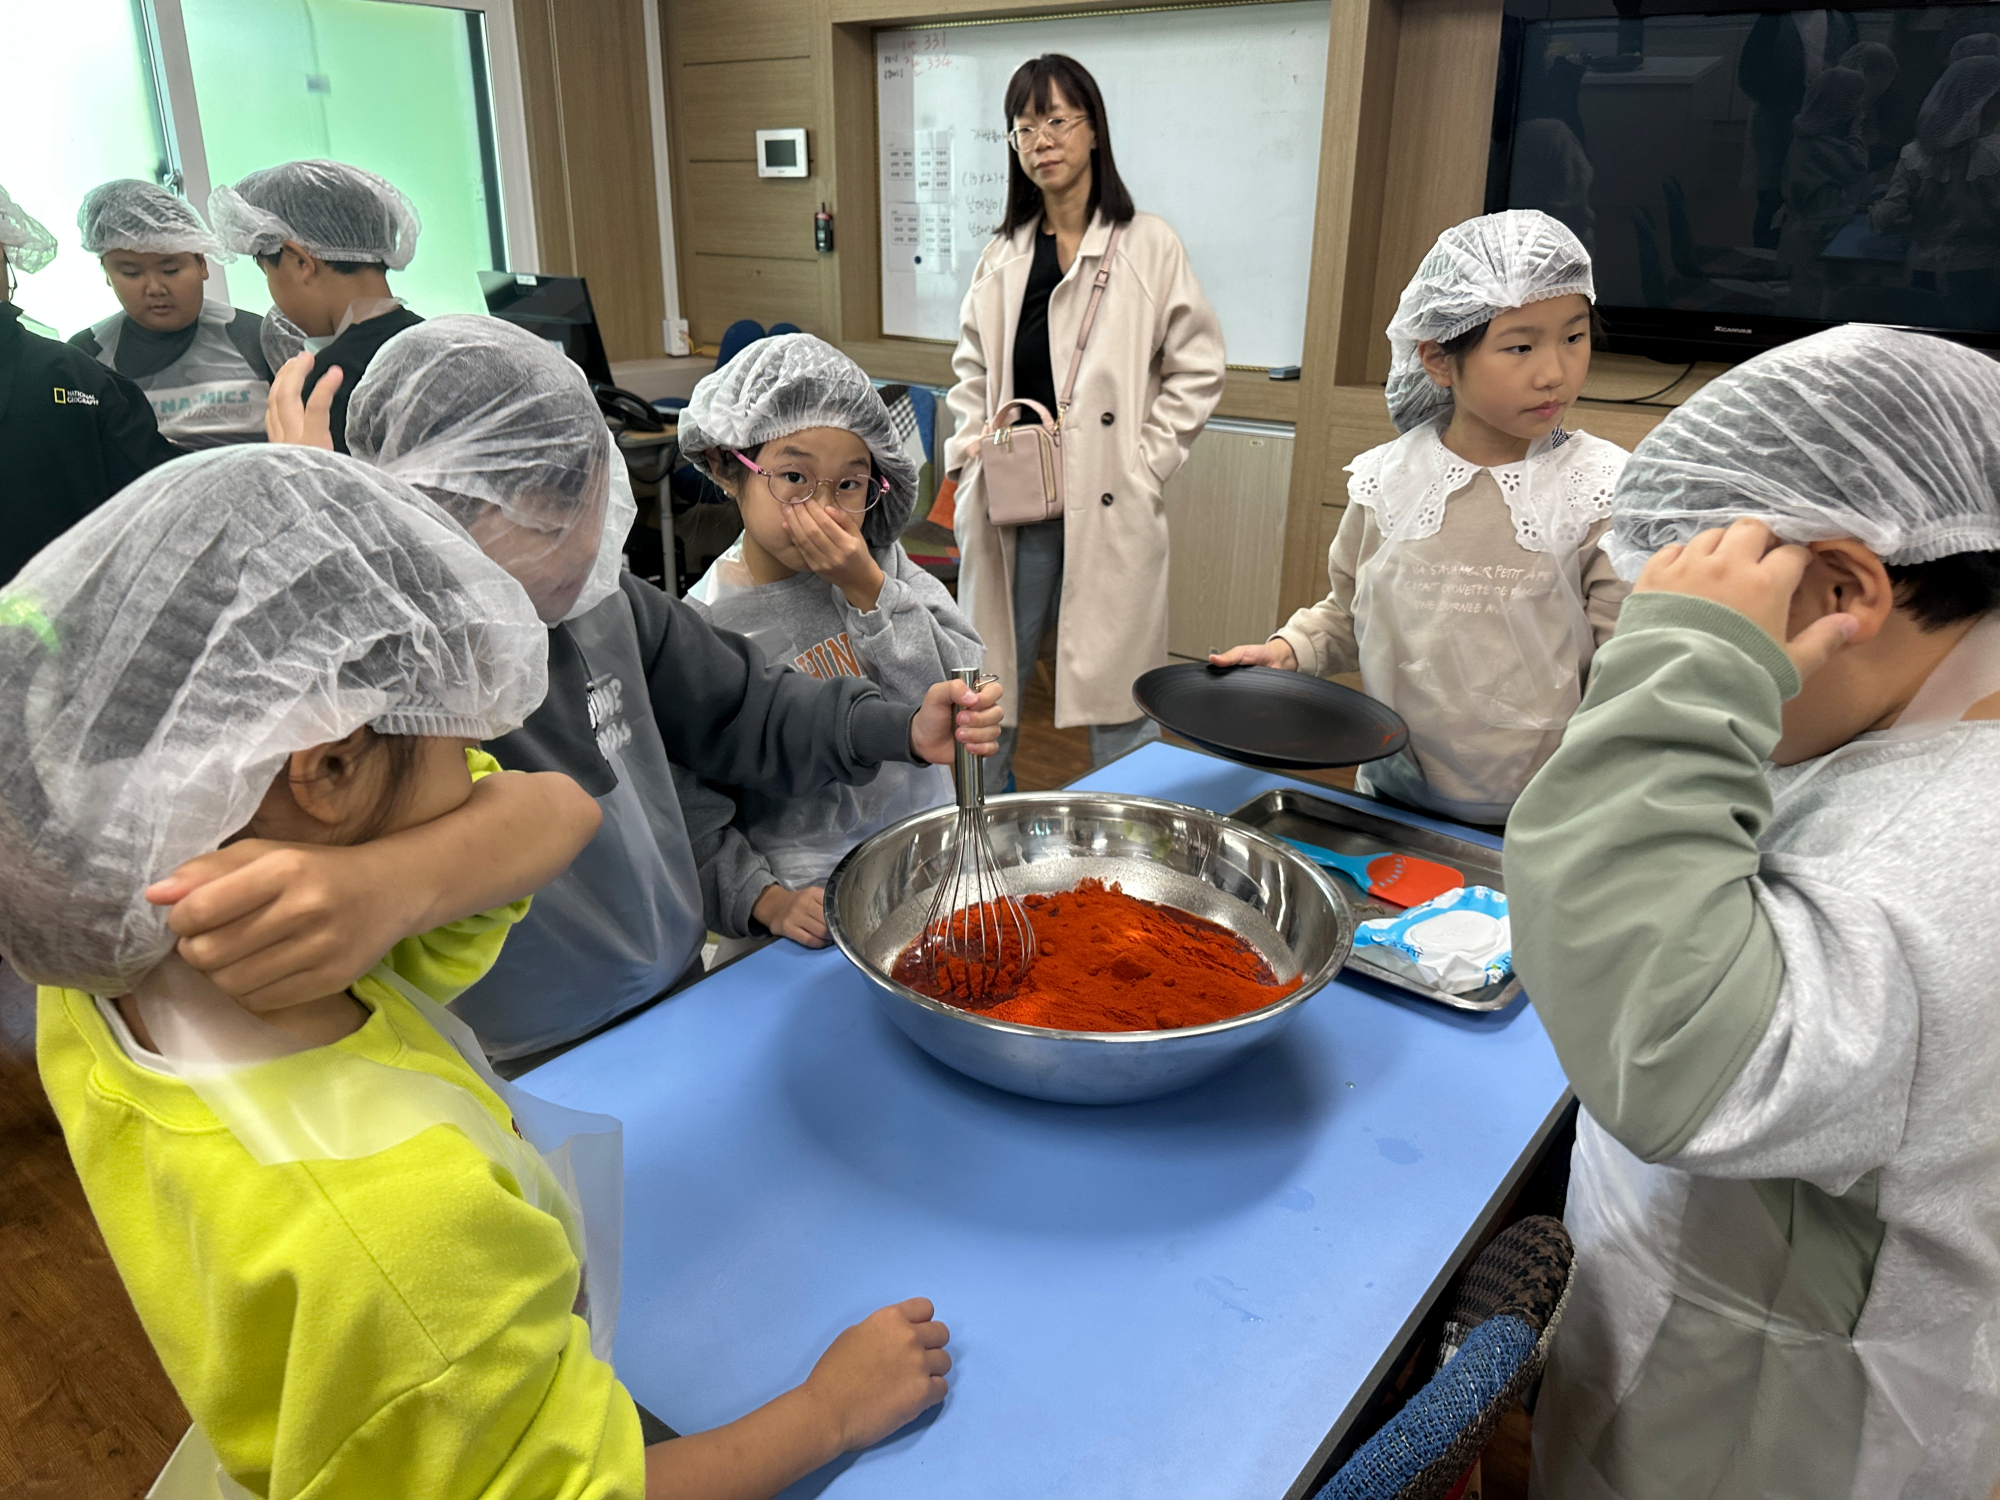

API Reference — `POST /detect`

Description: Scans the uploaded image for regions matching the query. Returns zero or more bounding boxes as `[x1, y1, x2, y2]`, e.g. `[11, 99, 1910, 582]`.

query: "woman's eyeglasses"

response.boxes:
[1006, 114, 1087, 151]
[731, 450, 887, 513]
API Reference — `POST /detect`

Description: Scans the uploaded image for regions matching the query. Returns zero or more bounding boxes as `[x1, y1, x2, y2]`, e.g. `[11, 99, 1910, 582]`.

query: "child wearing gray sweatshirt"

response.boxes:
[675, 335, 982, 948]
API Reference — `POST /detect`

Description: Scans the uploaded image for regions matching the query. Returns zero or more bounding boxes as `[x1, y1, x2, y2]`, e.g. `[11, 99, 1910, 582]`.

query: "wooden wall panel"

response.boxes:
[1280, 0, 1402, 618]
[517, 0, 667, 362]
[672, 2, 812, 63]
[665, 0, 836, 342]
[828, 18, 880, 349]
[1364, 0, 1506, 383]
[684, 253, 828, 341]
[678, 161, 822, 258]
[676, 59, 819, 160]
[1164, 425, 1295, 659]
[513, 0, 575, 276]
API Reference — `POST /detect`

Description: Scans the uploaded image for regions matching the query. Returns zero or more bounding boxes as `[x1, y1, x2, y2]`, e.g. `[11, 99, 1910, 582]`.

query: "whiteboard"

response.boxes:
[875, 3, 1331, 370]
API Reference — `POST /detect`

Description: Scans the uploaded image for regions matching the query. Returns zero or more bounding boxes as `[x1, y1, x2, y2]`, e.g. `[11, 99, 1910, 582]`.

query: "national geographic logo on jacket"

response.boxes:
[53, 388, 101, 407]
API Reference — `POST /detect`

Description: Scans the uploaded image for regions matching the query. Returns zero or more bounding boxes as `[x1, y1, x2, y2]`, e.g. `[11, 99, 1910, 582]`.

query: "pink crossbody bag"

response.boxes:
[976, 224, 1125, 527]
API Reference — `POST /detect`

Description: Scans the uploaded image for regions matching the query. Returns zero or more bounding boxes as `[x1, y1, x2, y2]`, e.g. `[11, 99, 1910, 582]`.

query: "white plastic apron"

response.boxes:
[89, 300, 268, 447]
[1351, 431, 1597, 825]
[132, 954, 625, 1499]
[1542, 617, 2000, 1500]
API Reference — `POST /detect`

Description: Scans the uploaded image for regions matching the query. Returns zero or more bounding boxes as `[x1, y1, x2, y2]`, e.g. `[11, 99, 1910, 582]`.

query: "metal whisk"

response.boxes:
[915, 667, 1036, 1006]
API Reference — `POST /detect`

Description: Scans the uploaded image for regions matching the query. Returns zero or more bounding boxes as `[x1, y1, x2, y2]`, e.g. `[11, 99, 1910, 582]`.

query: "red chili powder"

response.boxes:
[890, 877, 1300, 1032]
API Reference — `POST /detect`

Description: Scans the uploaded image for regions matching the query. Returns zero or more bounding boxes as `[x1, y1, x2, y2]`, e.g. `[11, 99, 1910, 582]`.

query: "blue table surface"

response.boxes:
[525, 743, 1571, 1499]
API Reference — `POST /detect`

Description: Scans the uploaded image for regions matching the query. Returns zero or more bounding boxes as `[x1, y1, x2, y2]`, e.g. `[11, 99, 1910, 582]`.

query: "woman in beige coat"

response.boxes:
[944, 53, 1225, 787]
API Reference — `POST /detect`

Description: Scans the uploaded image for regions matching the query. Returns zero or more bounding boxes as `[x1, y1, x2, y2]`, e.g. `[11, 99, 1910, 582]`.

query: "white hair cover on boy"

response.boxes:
[346, 315, 636, 623]
[1383, 209, 1596, 434]
[676, 332, 919, 549]
[78, 178, 227, 259]
[1917, 55, 2000, 154]
[0, 183, 57, 275]
[209, 160, 420, 270]
[1604, 325, 2000, 581]
[0, 446, 546, 996]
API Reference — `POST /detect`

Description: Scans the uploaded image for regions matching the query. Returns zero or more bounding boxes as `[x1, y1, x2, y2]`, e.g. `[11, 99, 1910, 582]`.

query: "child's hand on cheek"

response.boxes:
[1636, 518, 1859, 680]
[784, 499, 884, 611]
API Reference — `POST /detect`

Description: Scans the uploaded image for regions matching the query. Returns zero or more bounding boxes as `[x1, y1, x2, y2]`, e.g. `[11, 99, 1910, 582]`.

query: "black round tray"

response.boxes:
[1133, 663, 1409, 771]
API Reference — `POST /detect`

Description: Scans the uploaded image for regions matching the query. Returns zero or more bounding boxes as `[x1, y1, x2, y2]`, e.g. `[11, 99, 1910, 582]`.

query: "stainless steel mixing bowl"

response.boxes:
[823, 793, 1354, 1105]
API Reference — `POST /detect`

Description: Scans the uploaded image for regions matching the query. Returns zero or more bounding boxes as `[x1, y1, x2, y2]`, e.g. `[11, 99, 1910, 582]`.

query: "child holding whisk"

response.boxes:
[677, 335, 982, 950]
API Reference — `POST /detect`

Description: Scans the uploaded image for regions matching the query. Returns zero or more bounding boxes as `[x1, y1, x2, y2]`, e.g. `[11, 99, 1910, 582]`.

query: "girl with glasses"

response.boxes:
[680, 334, 982, 952]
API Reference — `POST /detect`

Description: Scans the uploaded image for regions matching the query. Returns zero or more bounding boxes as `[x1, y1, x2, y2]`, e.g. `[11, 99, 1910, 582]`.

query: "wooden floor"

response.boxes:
[1, 699, 1526, 1499]
[0, 962, 185, 1499]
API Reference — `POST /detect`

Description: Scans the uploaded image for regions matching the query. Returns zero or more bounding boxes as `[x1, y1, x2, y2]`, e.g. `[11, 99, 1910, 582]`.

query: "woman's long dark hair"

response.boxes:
[996, 54, 1136, 237]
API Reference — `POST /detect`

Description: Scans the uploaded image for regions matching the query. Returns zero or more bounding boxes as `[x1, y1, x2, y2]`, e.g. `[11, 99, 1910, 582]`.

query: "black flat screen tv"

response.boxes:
[1487, 0, 2000, 361]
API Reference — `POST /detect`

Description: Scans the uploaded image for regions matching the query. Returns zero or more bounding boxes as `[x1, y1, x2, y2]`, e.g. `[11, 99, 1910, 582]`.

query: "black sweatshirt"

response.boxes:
[313, 305, 424, 453]
[459, 573, 920, 1059]
[0, 303, 177, 582]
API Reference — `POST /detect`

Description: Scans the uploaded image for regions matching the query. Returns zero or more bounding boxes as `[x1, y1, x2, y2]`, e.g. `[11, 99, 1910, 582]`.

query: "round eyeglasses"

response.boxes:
[732, 449, 887, 513]
[1005, 114, 1088, 151]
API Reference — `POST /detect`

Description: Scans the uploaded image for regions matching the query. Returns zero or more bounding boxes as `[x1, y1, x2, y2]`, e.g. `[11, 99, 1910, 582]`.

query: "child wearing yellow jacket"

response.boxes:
[3, 446, 952, 1498]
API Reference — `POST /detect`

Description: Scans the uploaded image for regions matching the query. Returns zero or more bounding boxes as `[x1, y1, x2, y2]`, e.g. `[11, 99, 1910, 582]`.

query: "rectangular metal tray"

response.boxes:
[1227, 788, 1520, 1013]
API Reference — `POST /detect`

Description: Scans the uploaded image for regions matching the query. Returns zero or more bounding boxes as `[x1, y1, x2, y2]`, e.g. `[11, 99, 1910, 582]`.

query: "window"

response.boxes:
[1, 0, 172, 337]
[2, 0, 529, 340]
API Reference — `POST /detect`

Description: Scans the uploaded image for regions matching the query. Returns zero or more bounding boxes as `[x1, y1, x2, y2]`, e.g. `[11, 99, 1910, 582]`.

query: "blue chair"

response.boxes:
[1313, 1216, 1574, 1500]
[716, 318, 767, 369]
[663, 318, 778, 503]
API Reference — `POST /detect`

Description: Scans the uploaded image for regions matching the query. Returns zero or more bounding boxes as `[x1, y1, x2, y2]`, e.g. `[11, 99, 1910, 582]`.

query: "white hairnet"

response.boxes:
[1917, 57, 2000, 155]
[1796, 68, 1867, 135]
[346, 315, 634, 624]
[0, 446, 546, 995]
[1839, 41, 1898, 86]
[1605, 325, 2000, 582]
[78, 179, 227, 259]
[1384, 209, 1596, 434]
[0, 183, 57, 276]
[209, 160, 420, 270]
[676, 333, 919, 548]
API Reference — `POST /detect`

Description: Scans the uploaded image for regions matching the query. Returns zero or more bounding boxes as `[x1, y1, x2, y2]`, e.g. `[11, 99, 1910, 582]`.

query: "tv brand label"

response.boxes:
[1712, 326, 1754, 335]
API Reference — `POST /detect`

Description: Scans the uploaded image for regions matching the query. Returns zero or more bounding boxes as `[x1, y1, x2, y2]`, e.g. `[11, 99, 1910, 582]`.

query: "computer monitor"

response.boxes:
[478, 271, 616, 387]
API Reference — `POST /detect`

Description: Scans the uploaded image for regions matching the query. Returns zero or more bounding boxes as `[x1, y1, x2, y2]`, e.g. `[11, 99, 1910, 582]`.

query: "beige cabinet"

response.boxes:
[1164, 419, 1296, 660]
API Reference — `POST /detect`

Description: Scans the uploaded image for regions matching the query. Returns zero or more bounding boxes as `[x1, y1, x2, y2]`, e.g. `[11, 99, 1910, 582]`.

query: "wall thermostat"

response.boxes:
[756, 128, 810, 178]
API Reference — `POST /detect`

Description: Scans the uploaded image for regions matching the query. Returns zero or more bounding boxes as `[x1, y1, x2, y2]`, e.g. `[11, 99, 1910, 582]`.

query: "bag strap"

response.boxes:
[1055, 222, 1125, 424]
[982, 396, 1058, 438]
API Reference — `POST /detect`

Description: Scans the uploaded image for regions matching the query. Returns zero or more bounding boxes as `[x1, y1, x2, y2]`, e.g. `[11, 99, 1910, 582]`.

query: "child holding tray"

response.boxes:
[1214, 210, 1630, 825]
[1507, 326, 2000, 1497]
[2, 446, 952, 1498]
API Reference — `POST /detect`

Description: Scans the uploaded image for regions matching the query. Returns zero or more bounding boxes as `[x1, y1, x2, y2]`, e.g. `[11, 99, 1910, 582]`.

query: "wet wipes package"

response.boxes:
[1353, 886, 1511, 995]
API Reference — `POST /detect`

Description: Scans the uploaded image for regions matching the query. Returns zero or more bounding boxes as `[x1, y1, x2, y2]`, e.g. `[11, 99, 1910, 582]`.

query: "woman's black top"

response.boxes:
[1010, 230, 1063, 426]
